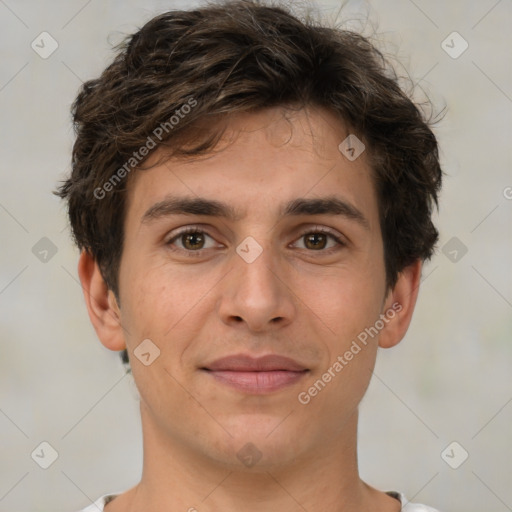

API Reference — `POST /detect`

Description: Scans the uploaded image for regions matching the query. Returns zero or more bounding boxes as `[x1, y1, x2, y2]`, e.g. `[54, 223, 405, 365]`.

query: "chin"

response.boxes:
[207, 418, 307, 470]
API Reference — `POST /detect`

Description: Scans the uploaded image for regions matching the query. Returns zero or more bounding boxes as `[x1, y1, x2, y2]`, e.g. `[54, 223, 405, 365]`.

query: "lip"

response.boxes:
[204, 354, 308, 372]
[201, 354, 309, 394]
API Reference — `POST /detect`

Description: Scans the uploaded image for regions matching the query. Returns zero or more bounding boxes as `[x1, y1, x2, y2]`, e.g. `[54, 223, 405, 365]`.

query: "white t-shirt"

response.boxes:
[76, 490, 441, 511]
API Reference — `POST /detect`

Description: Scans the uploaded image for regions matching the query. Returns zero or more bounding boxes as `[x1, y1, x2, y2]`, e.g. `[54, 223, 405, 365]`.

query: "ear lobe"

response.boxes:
[77, 250, 126, 352]
[378, 259, 423, 349]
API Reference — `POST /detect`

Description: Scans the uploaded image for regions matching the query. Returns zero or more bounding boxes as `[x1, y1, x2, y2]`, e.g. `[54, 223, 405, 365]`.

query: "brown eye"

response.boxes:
[293, 228, 345, 252]
[181, 232, 205, 250]
[304, 232, 328, 250]
[167, 228, 218, 253]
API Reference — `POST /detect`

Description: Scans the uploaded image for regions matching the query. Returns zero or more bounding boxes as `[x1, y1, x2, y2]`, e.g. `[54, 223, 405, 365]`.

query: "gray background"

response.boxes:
[1, 0, 511, 511]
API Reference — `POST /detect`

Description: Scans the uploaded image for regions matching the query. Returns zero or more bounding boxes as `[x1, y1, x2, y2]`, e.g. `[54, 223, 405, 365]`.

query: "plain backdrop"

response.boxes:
[1, 1, 511, 511]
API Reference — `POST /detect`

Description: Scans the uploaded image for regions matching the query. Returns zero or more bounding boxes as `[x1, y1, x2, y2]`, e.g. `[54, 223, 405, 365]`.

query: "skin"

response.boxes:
[79, 106, 421, 512]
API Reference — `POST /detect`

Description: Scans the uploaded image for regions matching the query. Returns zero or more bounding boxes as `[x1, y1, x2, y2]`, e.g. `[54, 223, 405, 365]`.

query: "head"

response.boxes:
[57, 0, 442, 469]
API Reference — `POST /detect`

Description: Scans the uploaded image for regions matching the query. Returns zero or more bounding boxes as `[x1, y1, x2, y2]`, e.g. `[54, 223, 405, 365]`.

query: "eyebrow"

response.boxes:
[141, 195, 370, 230]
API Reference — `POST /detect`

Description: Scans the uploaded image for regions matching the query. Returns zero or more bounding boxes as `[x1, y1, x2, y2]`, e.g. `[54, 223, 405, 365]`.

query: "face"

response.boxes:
[109, 107, 400, 469]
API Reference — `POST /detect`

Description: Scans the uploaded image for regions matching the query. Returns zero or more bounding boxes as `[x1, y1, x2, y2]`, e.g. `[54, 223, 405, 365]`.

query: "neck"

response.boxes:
[112, 402, 392, 512]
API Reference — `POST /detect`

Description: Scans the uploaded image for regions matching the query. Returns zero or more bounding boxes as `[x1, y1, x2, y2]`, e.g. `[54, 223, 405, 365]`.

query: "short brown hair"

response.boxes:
[56, 0, 442, 303]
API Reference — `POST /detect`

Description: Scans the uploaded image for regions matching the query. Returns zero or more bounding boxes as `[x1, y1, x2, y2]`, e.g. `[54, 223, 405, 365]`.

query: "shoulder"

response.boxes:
[79, 490, 441, 512]
[387, 491, 441, 512]
[75, 493, 121, 512]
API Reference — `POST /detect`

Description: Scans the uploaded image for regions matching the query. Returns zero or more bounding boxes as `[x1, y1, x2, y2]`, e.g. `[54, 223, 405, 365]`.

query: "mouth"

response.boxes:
[200, 354, 309, 394]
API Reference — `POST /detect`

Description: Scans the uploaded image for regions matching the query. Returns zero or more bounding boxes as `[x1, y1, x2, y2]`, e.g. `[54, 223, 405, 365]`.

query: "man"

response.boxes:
[57, 1, 443, 510]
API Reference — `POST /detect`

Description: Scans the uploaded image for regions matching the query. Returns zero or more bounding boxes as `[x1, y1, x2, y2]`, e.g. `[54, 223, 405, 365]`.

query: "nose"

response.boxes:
[217, 238, 296, 333]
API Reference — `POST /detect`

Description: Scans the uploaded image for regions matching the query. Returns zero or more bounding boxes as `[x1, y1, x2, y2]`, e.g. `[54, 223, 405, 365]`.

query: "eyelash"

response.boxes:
[165, 226, 346, 256]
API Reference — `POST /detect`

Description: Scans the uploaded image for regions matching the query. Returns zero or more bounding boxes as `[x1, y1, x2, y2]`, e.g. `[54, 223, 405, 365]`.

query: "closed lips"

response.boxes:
[202, 354, 309, 372]
[201, 354, 309, 394]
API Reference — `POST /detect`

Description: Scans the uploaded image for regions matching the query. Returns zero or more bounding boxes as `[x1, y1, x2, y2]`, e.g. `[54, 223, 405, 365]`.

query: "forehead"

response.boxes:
[124, 106, 378, 228]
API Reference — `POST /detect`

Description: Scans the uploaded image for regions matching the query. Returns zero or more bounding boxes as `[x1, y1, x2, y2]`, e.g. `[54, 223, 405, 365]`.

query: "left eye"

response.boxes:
[292, 230, 344, 251]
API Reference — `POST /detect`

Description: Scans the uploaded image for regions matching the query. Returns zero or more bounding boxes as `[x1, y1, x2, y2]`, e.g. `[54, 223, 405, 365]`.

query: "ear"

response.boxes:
[77, 250, 126, 352]
[378, 259, 423, 349]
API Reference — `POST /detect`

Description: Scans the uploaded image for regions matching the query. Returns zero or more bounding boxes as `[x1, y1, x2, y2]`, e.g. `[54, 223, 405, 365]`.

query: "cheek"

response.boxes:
[300, 267, 384, 343]
[298, 268, 385, 412]
[119, 260, 217, 364]
[117, 260, 173, 357]
[297, 342, 377, 443]
[121, 252, 181, 317]
[118, 270, 191, 416]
